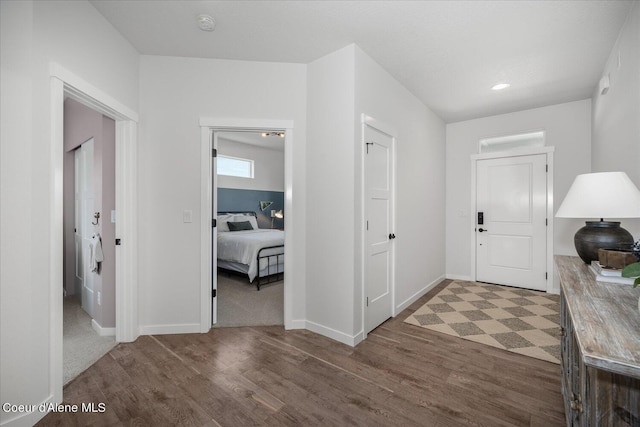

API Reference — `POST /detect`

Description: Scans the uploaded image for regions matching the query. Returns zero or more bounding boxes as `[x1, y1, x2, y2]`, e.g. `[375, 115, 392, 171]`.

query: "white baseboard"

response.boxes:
[0, 393, 55, 427]
[138, 323, 202, 336]
[547, 285, 560, 295]
[352, 331, 365, 346]
[91, 319, 116, 337]
[445, 274, 472, 281]
[304, 320, 359, 347]
[286, 319, 306, 330]
[395, 275, 445, 314]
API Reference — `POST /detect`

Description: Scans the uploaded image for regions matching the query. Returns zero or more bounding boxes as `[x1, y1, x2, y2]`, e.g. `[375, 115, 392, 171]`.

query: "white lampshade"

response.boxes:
[556, 172, 640, 219]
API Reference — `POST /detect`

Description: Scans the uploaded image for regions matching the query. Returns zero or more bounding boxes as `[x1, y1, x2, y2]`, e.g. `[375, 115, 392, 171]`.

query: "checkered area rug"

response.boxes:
[404, 280, 561, 364]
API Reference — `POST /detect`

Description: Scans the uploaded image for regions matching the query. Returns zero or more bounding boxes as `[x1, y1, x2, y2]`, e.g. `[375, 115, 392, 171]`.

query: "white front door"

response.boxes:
[75, 138, 95, 317]
[364, 125, 394, 334]
[476, 154, 547, 291]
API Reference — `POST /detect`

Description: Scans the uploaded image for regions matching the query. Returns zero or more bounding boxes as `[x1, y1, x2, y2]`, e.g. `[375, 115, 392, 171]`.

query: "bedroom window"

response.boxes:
[217, 155, 254, 178]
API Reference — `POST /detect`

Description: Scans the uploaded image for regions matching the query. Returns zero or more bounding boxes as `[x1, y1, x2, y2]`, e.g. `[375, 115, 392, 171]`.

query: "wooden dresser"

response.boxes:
[556, 256, 640, 426]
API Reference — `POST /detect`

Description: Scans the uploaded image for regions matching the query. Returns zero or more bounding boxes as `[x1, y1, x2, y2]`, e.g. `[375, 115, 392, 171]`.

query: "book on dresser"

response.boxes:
[589, 260, 636, 285]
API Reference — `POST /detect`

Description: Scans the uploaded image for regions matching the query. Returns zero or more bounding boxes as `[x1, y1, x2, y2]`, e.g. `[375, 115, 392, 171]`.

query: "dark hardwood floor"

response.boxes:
[38, 281, 565, 426]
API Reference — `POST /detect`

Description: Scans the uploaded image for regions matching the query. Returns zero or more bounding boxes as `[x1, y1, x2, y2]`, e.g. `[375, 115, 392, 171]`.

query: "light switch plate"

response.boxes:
[111, 210, 116, 223]
[183, 210, 193, 223]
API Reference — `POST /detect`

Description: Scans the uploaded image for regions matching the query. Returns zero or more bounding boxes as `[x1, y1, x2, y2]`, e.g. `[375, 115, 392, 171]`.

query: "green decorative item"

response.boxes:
[621, 262, 640, 288]
[622, 239, 640, 288]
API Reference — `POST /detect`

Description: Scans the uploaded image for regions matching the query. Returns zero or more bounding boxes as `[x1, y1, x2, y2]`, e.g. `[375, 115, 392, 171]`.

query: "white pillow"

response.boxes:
[232, 214, 258, 230]
[216, 214, 234, 232]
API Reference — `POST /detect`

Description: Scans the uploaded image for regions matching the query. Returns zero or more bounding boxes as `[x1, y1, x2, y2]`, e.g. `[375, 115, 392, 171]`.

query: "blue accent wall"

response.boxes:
[217, 188, 284, 229]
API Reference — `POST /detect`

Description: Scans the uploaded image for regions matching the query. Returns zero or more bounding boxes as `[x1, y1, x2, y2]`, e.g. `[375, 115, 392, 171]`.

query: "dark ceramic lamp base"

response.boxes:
[574, 220, 634, 264]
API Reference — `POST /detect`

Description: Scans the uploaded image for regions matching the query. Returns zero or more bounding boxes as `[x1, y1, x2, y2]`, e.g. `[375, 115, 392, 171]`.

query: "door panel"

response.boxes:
[74, 153, 83, 295]
[488, 235, 532, 269]
[476, 154, 546, 291]
[364, 125, 394, 334]
[75, 139, 95, 317]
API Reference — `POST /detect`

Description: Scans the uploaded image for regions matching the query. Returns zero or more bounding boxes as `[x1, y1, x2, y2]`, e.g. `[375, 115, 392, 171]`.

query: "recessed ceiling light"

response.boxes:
[491, 83, 511, 91]
[197, 14, 216, 32]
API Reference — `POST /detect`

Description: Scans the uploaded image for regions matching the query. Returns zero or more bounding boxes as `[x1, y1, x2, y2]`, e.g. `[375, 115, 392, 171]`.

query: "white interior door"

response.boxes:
[476, 154, 547, 291]
[211, 132, 218, 325]
[75, 138, 95, 317]
[364, 125, 394, 334]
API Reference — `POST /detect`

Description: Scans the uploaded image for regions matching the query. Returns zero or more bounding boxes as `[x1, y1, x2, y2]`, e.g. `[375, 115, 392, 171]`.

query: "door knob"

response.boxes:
[388, 233, 396, 239]
[478, 228, 487, 233]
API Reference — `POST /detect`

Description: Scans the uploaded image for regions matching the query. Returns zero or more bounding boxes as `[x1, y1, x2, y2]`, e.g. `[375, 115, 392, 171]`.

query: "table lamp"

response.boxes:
[271, 210, 283, 229]
[556, 171, 640, 264]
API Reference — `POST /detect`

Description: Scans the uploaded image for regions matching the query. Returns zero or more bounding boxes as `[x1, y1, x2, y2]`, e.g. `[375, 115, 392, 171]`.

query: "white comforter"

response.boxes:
[217, 229, 284, 281]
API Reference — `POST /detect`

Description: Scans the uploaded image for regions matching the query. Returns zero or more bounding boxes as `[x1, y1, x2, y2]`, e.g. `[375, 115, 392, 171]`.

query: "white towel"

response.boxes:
[89, 234, 104, 273]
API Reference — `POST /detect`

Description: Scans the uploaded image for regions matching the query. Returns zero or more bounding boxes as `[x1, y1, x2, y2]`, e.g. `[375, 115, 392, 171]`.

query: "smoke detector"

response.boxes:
[197, 14, 216, 32]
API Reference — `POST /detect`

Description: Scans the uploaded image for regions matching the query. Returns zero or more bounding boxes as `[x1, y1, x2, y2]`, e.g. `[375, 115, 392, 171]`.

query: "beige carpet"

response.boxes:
[63, 295, 116, 384]
[404, 280, 561, 364]
[215, 272, 284, 327]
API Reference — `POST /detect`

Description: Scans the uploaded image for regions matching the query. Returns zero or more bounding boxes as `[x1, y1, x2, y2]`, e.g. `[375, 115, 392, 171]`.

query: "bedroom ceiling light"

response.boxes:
[491, 83, 511, 91]
[197, 14, 216, 32]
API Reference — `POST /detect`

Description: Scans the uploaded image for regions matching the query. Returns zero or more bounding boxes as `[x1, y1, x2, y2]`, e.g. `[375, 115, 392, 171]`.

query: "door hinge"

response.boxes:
[546, 218, 548, 226]
[366, 220, 369, 231]
[212, 148, 217, 158]
[115, 238, 121, 246]
[546, 272, 548, 280]
[366, 297, 369, 307]
[212, 218, 217, 228]
[545, 164, 548, 172]
[212, 289, 217, 298]
[365, 142, 373, 154]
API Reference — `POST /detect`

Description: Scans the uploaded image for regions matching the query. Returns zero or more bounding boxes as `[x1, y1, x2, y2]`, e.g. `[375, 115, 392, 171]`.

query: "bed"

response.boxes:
[216, 212, 284, 290]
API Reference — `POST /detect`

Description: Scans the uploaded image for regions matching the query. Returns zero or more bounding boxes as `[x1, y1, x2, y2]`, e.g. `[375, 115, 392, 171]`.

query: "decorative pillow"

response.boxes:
[233, 214, 259, 230]
[216, 214, 234, 232]
[227, 221, 254, 231]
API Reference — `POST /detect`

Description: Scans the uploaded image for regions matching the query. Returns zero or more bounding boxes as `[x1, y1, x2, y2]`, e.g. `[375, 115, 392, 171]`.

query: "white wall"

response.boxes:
[137, 55, 307, 333]
[305, 45, 356, 341]
[446, 100, 592, 281]
[305, 45, 446, 344]
[354, 46, 446, 332]
[217, 139, 284, 192]
[592, 2, 640, 239]
[0, 1, 139, 425]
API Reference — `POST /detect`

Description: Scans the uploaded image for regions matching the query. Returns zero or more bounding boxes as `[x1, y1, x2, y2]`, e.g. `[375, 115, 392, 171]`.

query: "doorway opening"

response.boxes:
[62, 100, 118, 384]
[214, 130, 285, 327]
[50, 63, 138, 404]
[199, 118, 294, 333]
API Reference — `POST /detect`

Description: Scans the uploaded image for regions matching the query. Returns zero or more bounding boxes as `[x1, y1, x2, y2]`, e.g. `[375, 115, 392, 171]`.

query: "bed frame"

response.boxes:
[256, 245, 284, 290]
[217, 211, 284, 290]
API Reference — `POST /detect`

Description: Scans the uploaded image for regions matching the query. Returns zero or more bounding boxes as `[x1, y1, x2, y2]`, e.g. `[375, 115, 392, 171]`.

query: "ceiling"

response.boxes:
[217, 131, 285, 152]
[90, 0, 634, 123]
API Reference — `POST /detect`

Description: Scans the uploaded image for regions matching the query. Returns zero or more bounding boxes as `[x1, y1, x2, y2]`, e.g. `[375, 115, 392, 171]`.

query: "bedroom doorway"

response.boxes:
[213, 130, 285, 327]
[199, 118, 295, 332]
